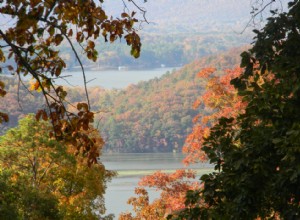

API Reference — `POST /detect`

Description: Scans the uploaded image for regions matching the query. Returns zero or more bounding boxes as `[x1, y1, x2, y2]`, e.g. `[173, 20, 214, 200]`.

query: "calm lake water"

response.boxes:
[101, 153, 212, 218]
[53, 67, 175, 89]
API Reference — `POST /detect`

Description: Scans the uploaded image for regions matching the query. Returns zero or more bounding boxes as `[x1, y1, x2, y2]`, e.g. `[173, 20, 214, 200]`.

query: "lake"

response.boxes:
[53, 67, 176, 89]
[101, 153, 213, 218]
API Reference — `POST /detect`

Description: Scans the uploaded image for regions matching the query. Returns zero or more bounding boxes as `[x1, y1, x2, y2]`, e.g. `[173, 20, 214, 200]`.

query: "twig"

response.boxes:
[0, 29, 55, 132]
[240, 0, 276, 34]
[17, 74, 23, 111]
[63, 32, 91, 109]
[128, 0, 149, 23]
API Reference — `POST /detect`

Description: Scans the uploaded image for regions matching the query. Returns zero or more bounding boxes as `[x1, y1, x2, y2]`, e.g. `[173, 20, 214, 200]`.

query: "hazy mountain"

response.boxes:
[103, 0, 287, 33]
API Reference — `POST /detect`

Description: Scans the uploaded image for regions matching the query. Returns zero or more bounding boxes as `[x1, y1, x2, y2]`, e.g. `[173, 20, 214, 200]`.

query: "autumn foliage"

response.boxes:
[119, 170, 200, 220]
[0, 115, 115, 219]
[183, 67, 246, 165]
[119, 66, 246, 219]
[0, 0, 141, 165]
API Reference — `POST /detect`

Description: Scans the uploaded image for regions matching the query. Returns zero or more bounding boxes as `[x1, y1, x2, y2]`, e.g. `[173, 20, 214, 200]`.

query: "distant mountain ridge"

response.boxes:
[0, 0, 255, 70]
[104, 0, 255, 33]
[104, 0, 289, 33]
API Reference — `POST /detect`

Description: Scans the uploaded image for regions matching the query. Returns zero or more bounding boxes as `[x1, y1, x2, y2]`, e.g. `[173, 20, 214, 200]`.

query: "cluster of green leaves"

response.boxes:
[170, 0, 300, 219]
[0, 115, 115, 219]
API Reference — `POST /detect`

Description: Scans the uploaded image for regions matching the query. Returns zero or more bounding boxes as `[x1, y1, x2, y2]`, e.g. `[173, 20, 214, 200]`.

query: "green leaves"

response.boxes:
[240, 51, 251, 68]
[172, 1, 300, 219]
[0, 115, 114, 219]
[125, 32, 142, 58]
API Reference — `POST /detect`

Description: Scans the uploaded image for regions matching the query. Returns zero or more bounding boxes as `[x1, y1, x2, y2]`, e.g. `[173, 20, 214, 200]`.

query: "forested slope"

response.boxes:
[96, 47, 246, 152]
[0, 47, 246, 152]
[0, 78, 104, 134]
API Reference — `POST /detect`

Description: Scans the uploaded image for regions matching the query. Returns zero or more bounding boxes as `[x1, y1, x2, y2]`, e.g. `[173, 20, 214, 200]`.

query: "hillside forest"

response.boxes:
[0, 47, 245, 153]
[1, 0, 300, 219]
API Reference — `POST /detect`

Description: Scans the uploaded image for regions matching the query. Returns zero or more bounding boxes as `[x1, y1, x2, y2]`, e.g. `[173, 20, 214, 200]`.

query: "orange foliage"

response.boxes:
[183, 67, 246, 165]
[119, 170, 200, 219]
[119, 66, 247, 219]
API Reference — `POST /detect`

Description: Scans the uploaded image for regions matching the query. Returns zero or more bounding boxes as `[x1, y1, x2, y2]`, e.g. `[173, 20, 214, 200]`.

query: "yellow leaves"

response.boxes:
[10, 173, 20, 183]
[29, 79, 42, 92]
[0, 49, 6, 62]
[203, 127, 210, 139]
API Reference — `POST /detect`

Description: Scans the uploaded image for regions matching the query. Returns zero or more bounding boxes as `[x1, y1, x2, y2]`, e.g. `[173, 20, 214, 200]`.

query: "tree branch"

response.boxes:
[240, 0, 278, 34]
[62, 33, 91, 109]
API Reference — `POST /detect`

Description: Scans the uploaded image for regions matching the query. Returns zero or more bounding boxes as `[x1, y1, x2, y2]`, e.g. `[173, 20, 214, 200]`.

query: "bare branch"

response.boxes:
[0, 29, 55, 133]
[125, 0, 149, 23]
[62, 33, 91, 109]
[17, 74, 23, 111]
[241, 0, 278, 34]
